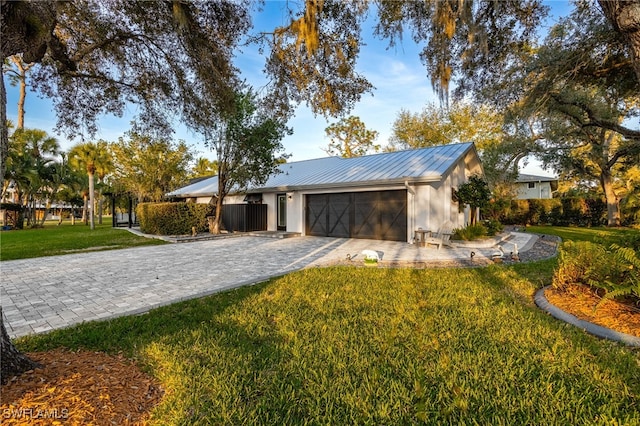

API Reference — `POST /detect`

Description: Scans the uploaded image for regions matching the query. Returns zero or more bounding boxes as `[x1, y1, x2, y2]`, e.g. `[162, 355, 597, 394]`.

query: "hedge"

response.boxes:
[498, 197, 607, 227]
[137, 202, 214, 235]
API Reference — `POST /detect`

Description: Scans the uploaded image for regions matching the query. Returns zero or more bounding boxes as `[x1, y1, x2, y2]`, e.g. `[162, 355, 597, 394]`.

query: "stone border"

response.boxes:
[534, 286, 640, 347]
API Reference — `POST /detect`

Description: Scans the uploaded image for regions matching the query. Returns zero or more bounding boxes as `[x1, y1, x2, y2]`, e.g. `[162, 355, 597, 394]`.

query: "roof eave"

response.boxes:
[252, 176, 442, 193]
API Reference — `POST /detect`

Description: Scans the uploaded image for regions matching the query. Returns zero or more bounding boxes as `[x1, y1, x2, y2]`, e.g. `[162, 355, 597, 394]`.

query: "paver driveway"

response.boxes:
[1, 236, 347, 338]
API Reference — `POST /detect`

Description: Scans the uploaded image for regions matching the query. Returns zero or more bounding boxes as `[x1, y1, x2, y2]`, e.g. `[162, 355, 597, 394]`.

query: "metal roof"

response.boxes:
[167, 142, 477, 197]
[516, 174, 558, 182]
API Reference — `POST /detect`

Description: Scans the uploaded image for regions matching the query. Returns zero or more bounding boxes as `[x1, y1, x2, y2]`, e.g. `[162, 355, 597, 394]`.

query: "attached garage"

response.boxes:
[306, 190, 407, 241]
[167, 142, 485, 243]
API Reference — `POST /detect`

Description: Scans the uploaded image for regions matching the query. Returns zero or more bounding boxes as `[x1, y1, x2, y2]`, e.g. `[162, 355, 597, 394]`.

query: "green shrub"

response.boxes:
[552, 241, 639, 305]
[452, 223, 488, 241]
[483, 218, 503, 236]
[499, 198, 607, 227]
[137, 202, 214, 235]
[603, 244, 640, 303]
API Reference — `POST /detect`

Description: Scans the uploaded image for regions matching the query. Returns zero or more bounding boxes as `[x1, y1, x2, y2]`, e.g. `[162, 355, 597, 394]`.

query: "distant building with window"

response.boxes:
[515, 174, 558, 199]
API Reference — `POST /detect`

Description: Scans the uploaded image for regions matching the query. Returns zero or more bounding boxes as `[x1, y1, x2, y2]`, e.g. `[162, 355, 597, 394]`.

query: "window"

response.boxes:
[528, 182, 536, 189]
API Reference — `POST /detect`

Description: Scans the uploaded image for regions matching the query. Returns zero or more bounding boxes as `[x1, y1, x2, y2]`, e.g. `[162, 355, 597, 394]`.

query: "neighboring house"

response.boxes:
[515, 174, 559, 199]
[167, 142, 484, 242]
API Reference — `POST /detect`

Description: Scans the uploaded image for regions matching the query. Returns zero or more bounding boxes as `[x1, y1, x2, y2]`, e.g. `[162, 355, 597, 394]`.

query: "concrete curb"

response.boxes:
[535, 286, 640, 347]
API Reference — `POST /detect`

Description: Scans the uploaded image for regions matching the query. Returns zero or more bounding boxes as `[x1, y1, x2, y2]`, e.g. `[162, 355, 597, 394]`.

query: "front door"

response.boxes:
[277, 194, 287, 231]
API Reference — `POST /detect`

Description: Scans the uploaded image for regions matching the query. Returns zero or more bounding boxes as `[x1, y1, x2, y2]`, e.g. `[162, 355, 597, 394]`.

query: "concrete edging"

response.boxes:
[534, 286, 640, 347]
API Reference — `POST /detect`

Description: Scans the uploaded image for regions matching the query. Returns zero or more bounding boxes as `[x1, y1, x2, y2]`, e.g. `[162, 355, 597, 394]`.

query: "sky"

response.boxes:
[4, 1, 573, 177]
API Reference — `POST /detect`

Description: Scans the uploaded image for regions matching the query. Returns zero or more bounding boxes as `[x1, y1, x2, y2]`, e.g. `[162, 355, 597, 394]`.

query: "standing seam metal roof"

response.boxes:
[167, 142, 476, 197]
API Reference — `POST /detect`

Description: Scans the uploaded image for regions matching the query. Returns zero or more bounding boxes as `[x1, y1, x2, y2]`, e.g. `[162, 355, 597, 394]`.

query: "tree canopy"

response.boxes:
[323, 116, 379, 158]
[201, 87, 290, 234]
[110, 133, 193, 203]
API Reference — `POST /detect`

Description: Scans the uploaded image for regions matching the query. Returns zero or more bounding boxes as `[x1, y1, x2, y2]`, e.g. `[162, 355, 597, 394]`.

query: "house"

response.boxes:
[167, 142, 484, 242]
[515, 174, 558, 199]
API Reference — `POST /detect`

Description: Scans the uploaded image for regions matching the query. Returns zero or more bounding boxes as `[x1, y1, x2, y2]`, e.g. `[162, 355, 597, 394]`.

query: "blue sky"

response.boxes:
[5, 1, 573, 176]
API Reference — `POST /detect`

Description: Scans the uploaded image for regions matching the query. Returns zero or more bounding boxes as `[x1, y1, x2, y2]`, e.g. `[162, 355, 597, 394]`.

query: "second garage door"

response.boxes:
[306, 190, 407, 241]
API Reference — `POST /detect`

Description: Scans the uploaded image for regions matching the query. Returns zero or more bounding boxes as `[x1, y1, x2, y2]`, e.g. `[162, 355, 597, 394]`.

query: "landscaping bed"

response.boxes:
[1, 349, 162, 425]
[545, 284, 640, 338]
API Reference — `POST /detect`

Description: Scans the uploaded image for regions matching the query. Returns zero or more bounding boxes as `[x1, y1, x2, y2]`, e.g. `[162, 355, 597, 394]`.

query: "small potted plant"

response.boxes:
[361, 249, 380, 266]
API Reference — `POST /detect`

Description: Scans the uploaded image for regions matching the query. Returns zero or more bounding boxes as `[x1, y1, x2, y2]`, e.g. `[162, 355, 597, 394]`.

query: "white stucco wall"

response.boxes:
[208, 150, 482, 241]
[516, 181, 553, 199]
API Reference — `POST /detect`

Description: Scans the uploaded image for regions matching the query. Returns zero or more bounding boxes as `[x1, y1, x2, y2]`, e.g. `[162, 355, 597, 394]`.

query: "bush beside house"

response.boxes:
[137, 202, 213, 235]
[497, 197, 607, 227]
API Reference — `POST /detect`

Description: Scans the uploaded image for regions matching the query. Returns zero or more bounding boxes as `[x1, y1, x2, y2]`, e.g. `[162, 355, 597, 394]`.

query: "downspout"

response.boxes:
[405, 181, 416, 243]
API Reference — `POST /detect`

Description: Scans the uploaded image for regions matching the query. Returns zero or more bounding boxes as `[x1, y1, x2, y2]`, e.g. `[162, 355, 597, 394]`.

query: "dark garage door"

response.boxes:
[306, 190, 407, 241]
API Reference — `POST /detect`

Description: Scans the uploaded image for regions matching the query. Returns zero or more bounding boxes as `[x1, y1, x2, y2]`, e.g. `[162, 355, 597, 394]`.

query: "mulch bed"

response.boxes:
[545, 285, 640, 338]
[1, 349, 163, 425]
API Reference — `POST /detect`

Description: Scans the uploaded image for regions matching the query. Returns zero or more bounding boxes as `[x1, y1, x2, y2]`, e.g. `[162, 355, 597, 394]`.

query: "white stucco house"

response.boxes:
[515, 174, 558, 199]
[167, 142, 484, 242]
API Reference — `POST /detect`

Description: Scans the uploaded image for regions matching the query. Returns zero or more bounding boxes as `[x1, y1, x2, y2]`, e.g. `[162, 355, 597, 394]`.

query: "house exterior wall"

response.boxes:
[182, 145, 484, 242]
[224, 155, 482, 241]
[516, 181, 553, 199]
[412, 156, 478, 235]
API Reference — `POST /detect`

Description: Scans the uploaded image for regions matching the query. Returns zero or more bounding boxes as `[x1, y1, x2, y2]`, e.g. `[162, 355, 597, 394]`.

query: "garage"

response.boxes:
[305, 190, 407, 241]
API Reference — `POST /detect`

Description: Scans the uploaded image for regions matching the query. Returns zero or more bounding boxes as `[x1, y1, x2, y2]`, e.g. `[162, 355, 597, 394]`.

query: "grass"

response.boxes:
[0, 222, 166, 260]
[527, 225, 640, 245]
[7, 224, 640, 423]
[16, 263, 640, 423]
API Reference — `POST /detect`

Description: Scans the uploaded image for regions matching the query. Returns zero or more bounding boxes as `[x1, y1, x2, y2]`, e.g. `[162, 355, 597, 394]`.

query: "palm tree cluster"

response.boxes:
[1, 128, 112, 229]
[1, 128, 206, 230]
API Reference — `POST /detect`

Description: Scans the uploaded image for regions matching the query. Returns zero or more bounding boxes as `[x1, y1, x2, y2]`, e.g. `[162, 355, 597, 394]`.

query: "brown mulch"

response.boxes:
[1, 349, 163, 425]
[545, 285, 640, 338]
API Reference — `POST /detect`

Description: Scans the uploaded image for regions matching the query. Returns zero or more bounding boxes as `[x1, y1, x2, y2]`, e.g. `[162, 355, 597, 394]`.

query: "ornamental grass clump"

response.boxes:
[452, 223, 487, 241]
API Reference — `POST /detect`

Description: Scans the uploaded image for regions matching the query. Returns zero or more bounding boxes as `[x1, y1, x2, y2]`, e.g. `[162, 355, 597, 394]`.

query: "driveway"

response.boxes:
[1, 232, 537, 338]
[1, 236, 349, 338]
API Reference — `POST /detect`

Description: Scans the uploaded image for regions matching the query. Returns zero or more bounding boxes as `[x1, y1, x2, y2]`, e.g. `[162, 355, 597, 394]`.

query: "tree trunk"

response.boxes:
[600, 170, 621, 226]
[1, 307, 42, 385]
[0, 55, 7, 187]
[598, 0, 640, 84]
[211, 194, 224, 234]
[88, 172, 95, 230]
[82, 195, 88, 224]
[469, 206, 478, 226]
[14, 58, 28, 129]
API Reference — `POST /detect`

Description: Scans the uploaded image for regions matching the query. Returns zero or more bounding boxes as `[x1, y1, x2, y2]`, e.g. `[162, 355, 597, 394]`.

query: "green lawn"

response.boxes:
[13, 225, 640, 424]
[0, 222, 166, 260]
[527, 225, 640, 245]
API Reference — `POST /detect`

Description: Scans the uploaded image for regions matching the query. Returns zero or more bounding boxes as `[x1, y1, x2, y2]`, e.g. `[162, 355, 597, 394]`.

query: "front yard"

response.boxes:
[9, 258, 640, 424]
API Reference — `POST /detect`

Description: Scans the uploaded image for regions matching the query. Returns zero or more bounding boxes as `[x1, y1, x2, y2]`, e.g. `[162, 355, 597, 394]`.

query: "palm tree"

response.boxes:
[69, 141, 112, 230]
[5, 128, 60, 227]
[191, 157, 218, 178]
